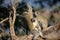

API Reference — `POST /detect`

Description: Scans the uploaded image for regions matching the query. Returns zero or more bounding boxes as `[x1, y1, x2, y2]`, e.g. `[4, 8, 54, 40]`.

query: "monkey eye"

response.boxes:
[31, 18, 35, 22]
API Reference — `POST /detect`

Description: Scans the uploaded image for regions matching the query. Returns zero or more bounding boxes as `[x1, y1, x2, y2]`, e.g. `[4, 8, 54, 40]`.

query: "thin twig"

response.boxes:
[0, 18, 9, 23]
[16, 14, 25, 18]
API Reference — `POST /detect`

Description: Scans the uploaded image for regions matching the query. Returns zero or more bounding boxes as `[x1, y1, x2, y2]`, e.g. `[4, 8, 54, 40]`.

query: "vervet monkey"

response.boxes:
[23, 11, 43, 40]
[39, 9, 54, 26]
[35, 9, 55, 26]
[40, 9, 52, 20]
[52, 10, 60, 24]
[22, 4, 43, 40]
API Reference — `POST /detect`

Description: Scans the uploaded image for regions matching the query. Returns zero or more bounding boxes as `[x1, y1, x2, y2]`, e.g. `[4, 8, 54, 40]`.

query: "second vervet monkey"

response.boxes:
[52, 10, 60, 24]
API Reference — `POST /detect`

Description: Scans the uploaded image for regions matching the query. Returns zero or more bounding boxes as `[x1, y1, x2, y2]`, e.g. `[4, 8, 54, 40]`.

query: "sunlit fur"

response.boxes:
[35, 11, 48, 30]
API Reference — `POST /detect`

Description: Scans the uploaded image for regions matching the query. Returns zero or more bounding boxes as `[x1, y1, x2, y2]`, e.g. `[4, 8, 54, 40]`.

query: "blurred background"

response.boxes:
[0, 0, 60, 40]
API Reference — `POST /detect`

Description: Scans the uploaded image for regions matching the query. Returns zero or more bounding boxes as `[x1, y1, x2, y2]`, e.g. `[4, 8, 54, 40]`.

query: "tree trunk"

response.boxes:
[9, 0, 19, 40]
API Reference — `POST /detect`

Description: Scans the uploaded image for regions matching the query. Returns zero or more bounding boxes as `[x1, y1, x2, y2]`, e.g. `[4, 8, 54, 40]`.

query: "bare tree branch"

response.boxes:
[0, 18, 9, 23]
[9, 0, 19, 40]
